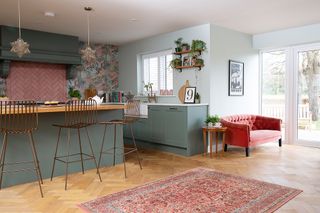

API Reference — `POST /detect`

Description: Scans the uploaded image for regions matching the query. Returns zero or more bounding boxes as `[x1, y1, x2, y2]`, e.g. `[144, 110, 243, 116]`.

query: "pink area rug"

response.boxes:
[79, 167, 302, 213]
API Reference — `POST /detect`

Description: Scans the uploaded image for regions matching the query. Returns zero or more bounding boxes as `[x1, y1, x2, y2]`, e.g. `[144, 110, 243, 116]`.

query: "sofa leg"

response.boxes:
[278, 138, 282, 147]
[245, 148, 250, 157]
[224, 144, 228, 152]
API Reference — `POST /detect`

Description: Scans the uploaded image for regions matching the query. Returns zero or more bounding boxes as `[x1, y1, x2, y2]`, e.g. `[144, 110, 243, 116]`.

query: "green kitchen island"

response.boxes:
[1, 104, 125, 188]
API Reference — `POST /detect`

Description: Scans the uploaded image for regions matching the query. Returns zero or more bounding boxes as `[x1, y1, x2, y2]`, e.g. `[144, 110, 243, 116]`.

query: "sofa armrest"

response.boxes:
[255, 115, 282, 131]
[220, 119, 250, 147]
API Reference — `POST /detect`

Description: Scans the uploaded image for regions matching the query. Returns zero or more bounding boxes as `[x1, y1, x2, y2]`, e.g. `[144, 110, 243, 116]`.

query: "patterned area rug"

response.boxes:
[79, 167, 302, 213]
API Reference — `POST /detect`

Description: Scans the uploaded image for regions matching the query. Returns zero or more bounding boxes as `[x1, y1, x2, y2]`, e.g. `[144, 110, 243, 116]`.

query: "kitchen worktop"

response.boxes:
[37, 104, 125, 113]
[144, 103, 209, 106]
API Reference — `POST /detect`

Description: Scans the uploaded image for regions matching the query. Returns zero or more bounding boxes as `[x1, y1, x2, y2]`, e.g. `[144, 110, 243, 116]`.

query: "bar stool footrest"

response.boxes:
[54, 153, 95, 164]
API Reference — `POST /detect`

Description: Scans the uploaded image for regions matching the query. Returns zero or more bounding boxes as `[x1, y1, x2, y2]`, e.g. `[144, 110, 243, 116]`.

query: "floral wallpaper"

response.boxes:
[0, 42, 119, 99]
[68, 43, 119, 96]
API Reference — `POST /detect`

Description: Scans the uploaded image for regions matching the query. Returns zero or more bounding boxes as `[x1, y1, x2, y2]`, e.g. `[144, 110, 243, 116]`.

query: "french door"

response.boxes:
[294, 45, 320, 147]
[261, 44, 320, 147]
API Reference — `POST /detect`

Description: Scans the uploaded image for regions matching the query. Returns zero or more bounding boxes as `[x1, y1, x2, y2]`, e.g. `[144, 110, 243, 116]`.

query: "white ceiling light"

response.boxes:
[80, 7, 96, 66]
[44, 11, 55, 17]
[10, 0, 30, 58]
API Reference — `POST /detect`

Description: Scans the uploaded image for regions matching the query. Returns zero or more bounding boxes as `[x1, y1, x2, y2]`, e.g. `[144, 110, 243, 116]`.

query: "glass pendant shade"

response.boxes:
[10, 38, 30, 58]
[81, 45, 96, 65]
[10, 0, 30, 58]
[81, 7, 96, 65]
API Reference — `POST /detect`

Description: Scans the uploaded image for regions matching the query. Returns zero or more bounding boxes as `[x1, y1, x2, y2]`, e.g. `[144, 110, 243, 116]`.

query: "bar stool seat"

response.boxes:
[0, 100, 43, 197]
[98, 100, 142, 178]
[50, 99, 102, 190]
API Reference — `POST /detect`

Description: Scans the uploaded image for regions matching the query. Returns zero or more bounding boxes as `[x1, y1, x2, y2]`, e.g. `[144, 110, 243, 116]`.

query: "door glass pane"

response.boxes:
[298, 49, 320, 141]
[261, 51, 286, 139]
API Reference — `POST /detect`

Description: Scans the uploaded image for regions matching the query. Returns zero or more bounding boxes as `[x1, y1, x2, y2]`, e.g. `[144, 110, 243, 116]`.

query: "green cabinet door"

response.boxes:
[148, 106, 164, 143]
[164, 107, 187, 148]
[133, 118, 151, 141]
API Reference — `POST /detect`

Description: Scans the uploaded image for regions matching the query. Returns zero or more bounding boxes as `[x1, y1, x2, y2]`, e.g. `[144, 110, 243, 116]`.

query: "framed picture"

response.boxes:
[184, 87, 196, 103]
[228, 60, 244, 96]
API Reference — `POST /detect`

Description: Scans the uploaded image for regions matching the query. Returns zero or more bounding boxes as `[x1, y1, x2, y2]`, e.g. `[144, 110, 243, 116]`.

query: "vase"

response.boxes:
[207, 122, 213, 127]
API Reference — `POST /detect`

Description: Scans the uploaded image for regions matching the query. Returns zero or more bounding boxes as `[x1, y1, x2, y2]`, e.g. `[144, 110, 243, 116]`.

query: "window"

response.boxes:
[141, 50, 173, 95]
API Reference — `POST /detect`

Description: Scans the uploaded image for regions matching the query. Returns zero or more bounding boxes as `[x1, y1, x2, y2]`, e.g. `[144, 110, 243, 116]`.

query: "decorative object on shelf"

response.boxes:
[183, 56, 191, 66]
[229, 60, 244, 96]
[195, 92, 200, 104]
[10, 0, 30, 58]
[184, 87, 196, 104]
[84, 86, 97, 99]
[68, 87, 81, 100]
[205, 115, 220, 127]
[181, 43, 190, 51]
[80, 7, 96, 66]
[174, 37, 183, 52]
[178, 80, 190, 103]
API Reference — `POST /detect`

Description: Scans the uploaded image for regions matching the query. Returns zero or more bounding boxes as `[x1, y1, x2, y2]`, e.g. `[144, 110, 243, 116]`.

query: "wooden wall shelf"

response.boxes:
[175, 65, 204, 71]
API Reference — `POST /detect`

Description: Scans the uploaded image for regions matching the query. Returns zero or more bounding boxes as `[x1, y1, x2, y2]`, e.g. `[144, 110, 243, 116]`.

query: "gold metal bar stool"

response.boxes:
[50, 99, 102, 190]
[0, 100, 43, 197]
[98, 100, 142, 178]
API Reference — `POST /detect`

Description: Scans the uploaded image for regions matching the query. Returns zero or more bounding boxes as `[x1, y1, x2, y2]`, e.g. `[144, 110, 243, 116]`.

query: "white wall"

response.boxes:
[253, 23, 320, 49]
[119, 24, 211, 104]
[119, 23, 260, 116]
[210, 25, 259, 116]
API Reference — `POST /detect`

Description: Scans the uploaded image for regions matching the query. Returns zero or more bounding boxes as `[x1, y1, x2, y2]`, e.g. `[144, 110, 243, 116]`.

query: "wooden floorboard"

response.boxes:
[0, 144, 319, 212]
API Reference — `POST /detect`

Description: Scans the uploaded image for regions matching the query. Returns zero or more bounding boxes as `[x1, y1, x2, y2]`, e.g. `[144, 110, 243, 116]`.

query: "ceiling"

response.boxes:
[1, 0, 320, 45]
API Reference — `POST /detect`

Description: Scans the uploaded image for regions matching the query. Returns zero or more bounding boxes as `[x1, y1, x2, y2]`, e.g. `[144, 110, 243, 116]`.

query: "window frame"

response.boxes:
[140, 49, 173, 96]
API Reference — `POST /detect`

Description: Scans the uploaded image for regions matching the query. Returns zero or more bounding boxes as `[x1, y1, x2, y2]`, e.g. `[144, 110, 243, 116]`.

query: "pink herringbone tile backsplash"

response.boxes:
[7, 61, 67, 101]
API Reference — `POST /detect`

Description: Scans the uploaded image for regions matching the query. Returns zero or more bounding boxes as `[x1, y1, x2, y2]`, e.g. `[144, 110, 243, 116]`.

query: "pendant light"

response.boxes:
[80, 7, 96, 65]
[10, 0, 30, 58]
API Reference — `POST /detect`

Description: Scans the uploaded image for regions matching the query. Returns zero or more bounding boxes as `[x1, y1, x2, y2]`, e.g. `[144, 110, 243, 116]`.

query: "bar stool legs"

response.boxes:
[98, 122, 142, 178]
[129, 124, 142, 170]
[50, 127, 61, 181]
[50, 127, 102, 190]
[85, 127, 102, 182]
[0, 132, 43, 197]
[28, 132, 44, 197]
[0, 132, 8, 190]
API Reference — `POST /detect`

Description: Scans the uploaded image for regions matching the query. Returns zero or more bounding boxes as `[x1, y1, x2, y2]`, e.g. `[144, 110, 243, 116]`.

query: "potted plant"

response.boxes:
[195, 92, 200, 104]
[68, 87, 81, 100]
[174, 37, 183, 52]
[170, 58, 182, 69]
[205, 115, 220, 127]
[194, 58, 204, 67]
[191, 40, 207, 53]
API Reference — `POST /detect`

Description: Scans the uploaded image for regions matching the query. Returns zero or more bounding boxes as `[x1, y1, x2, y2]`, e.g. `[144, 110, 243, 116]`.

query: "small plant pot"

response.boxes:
[207, 122, 213, 127]
[214, 122, 221, 128]
[195, 98, 200, 104]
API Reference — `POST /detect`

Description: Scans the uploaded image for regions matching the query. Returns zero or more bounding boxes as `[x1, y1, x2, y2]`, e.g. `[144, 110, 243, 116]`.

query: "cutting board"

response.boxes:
[178, 80, 190, 103]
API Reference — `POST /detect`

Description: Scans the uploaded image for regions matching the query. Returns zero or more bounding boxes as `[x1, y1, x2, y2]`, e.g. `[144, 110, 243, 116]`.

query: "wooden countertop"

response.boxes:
[37, 104, 125, 113]
[0, 104, 126, 114]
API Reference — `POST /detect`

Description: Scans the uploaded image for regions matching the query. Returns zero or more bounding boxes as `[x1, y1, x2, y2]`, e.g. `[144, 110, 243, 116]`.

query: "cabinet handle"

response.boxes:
[169, 107, 178, 110]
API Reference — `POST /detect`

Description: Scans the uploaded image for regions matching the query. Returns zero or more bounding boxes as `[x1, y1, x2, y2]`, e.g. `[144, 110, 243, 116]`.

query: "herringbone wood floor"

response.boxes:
[0, 144, 319, 213]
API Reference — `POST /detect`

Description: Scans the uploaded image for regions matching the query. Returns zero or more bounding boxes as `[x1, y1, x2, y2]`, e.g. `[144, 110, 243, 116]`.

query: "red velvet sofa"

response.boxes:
[220, 115, 282, 157]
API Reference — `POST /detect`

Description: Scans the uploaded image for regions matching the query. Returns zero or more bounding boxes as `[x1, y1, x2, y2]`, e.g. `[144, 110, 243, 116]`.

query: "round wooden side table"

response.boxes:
[202, 126, 227, 157]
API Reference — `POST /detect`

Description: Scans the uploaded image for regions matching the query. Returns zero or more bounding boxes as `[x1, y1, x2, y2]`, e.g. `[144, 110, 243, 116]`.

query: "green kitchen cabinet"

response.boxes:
[163, 106, 187, 148]
[149, 106, 165, 143]
[124, 104, 208, 156]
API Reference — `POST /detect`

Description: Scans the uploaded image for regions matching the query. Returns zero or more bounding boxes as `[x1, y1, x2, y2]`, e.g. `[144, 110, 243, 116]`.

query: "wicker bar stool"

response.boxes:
[50, 99, 102, 190]
[0, 100, 43, 197]
[97, 100, 142, 178]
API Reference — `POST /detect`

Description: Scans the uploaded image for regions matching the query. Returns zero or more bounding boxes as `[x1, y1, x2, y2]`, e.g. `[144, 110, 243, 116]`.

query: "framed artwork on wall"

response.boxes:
[184, 87, 196, 103]
[228, 60, 244, 96]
